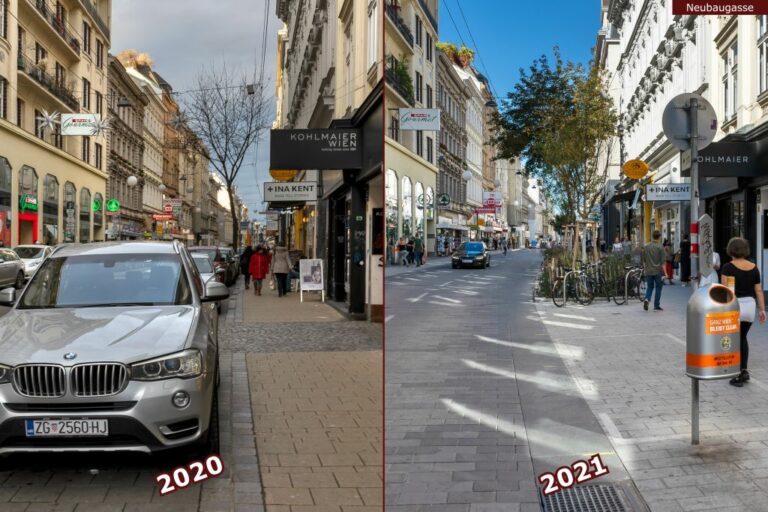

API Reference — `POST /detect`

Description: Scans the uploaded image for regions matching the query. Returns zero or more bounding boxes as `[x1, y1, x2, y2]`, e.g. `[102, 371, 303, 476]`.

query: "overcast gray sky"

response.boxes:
[111, 0, 280, 219]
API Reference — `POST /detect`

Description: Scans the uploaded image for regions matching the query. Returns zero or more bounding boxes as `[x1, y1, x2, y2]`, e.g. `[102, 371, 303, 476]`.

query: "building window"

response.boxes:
[82, 22, 91, 54]
[82, 136, 90, 163]
[96, 39, 104, 68]
[64, 182, 75, 243]
[415, 72, 422, 103]
[723, 41, 738, 120]
[35, 43, 47, 64]
[94, 143, 102, 170]
[0, 0, 7, 40]
[17, 26, 24, 57]
[34, 109, 44, 139]
[79, 188, 91, 243]
[426, 85, 433, 108]
[16, 98, 23, 127]
[0, 158, 10, 247]
[427, 136, 433, 163]
[385, 169, 399, 247]
[343, 17, 353, 111]
[416, 130, 423, 157]
[367, 1, 378, 69]
[760, 16, 768, 94]
[95, 91, 102, 115]
[389, 114, 399, 141]
[0, 76, 6, 119]
[82, 79, 91, 110]
[426, 34, 433, 62]
[402, 177, 413, 237]
[54, 62, 65, 87]
[415, 15, 422, 46]
[43, 175, 59, 245]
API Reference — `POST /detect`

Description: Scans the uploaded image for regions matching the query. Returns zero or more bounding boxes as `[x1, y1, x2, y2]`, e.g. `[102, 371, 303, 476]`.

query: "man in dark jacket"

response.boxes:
[642, 230, 666, 311]
[240, 246, 253, 289]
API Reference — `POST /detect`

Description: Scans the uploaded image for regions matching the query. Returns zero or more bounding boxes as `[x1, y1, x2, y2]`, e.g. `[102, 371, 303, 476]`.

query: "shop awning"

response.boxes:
[436, 223, 469, 231]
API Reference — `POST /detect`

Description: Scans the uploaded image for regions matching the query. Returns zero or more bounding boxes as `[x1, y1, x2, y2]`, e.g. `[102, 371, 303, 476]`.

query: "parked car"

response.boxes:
[0, 241, 229, 455]
[192, 253, 226, 313]
[218, 247, 239, 284]
[188, 246, 231, 285]
[13, 245, 54, 279]
[0, 249, 26, 289]
[451, 242, 491, 269]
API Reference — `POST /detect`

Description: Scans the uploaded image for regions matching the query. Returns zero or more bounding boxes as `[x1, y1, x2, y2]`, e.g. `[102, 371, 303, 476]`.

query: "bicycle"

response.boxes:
[584, 261, 613, 302]
[613, 265, 645, 305]
[552, 266, 593, 307]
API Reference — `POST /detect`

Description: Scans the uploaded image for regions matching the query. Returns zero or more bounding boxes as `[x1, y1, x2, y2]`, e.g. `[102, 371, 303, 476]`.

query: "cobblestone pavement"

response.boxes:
[535, 283, 768, 511]
[220, 322, 382, 353]
[248, 352, 382, 512]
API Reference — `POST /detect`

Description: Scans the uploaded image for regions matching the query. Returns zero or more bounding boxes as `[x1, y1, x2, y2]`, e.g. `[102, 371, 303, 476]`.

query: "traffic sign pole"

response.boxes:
[689, 96, 700, 447]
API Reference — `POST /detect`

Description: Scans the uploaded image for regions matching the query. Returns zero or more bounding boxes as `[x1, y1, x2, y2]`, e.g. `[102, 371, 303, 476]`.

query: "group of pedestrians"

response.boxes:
[395, 236, 425, 267]
[641, 232, 766, 388]
[239, 244, 299, 297]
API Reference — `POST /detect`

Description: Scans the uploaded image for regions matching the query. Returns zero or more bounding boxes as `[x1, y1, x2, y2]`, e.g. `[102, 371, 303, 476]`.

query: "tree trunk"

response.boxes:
[227, 184, 239, 251]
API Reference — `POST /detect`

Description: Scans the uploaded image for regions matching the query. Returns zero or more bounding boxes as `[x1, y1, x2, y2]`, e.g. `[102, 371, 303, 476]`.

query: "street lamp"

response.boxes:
[462, 170, 473, 181]
[127, 175, 138, 187]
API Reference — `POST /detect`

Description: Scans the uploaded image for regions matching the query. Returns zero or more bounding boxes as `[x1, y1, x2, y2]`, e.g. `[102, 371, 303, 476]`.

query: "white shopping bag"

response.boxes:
[738, 296, 756, 323]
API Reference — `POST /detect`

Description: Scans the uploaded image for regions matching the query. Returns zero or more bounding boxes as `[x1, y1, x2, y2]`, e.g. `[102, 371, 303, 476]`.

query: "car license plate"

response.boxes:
[25, 419, 108, 437]
[463, 259, 473, 263]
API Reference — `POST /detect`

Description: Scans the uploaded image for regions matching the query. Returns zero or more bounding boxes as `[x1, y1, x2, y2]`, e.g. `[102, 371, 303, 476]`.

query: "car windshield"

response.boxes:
[18, 253, 193, 309]
[193, 257, 213, 274]
[191, 249, 218, 262]
[459, 243, 484, 252]
[14, 247, 44, 259]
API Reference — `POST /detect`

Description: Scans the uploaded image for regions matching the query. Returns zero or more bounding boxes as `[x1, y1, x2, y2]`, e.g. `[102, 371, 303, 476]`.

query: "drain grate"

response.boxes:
[540, 484, 633, 512]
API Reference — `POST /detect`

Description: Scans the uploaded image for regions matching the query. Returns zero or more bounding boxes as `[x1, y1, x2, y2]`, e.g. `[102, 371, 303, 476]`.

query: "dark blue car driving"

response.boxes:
[451, 242, 491, 269]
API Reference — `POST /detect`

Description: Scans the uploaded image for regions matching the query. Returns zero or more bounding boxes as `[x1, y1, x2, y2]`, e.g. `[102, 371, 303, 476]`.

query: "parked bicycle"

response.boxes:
[613, 265, 646, 305]
[552, 265, 593, 307]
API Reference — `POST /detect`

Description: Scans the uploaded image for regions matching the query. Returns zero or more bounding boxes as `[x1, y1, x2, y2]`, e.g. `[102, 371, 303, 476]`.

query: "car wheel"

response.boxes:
[452, 263, 458, 269]
[14, 272, 24, 290]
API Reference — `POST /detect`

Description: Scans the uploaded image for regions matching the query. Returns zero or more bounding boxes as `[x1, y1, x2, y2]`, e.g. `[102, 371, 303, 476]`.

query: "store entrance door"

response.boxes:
[18, 213, 37, 244]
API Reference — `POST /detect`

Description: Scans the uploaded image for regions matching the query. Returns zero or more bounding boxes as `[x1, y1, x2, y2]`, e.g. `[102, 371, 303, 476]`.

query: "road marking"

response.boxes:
[439, 280, 455, 288]
[476, 335, 584, 360]
[665, 333, 685, 346]
[428, 301, 462, 307]
[407, 293, 427, 303]
[554, 313, 596, 322]
[385, 315, 394, 323]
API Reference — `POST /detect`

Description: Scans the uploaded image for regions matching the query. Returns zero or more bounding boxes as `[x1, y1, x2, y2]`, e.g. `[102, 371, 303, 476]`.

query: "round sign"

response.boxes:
[106, 198, 120, 212]
[623, 159, 649, 180]
[270, 170, 298, 182]
[662, 93, 718, 151]
[92, 198, 102, 212]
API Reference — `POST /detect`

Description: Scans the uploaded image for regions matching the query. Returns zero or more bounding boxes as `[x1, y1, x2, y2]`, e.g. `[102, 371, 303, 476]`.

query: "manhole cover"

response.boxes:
[540, 483, 648, 512]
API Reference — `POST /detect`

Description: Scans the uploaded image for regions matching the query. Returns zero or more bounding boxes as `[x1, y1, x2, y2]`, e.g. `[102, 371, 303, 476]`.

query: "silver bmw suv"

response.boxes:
[0, 241, 229, 455]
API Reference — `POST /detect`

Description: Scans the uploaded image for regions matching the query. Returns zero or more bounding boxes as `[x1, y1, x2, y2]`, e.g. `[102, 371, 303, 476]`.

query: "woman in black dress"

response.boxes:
[680, 233, 691, 285]
[721, 237, 766, 387]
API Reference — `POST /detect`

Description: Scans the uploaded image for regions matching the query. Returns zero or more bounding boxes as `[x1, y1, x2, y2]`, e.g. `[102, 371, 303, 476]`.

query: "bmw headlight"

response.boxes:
[475, 255, 484, 260]
[0, 364, 11, 384]
[131, 350, 203, 381]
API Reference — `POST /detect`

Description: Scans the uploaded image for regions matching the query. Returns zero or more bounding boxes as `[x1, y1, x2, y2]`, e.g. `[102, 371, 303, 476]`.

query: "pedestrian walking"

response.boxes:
[240, 245, 253, 289]
[269, 245, 293, 297]
[680, 233, 691, 285]
[444, 238, 451, 256]
[249, 245, 270, 296]
[642, 230, 666, 312]
[502, 237, 508, 256]
[663, 239, 675, 285]
[406, 238, 415, 266]
[720, 237, 766, 387]
[612, 236, 623, 254]
[397, 238, 407, 266]
[414, 235, 424, 267]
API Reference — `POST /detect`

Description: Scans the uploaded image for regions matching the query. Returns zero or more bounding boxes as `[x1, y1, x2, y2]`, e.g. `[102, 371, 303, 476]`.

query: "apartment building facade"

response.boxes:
[0, 0, 112, 246]
[385, 0, 439, 254]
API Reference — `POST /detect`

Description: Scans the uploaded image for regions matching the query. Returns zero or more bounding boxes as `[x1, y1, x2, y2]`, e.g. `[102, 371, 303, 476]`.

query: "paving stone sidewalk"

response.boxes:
[535, 283, 768, 512]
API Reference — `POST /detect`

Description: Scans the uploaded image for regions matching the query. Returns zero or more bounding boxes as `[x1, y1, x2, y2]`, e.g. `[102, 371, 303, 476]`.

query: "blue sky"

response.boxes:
[437, 0, 602, 98]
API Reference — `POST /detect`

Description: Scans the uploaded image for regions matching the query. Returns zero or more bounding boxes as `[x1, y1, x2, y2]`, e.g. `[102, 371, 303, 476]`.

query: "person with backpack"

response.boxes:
[249, 245, 270, 296]
[240, 246, 253, 289]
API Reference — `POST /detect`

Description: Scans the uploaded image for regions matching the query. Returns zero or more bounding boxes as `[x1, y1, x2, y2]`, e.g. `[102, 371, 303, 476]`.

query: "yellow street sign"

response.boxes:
[270, 169, 298, 182]
[623, 159, 649, 180]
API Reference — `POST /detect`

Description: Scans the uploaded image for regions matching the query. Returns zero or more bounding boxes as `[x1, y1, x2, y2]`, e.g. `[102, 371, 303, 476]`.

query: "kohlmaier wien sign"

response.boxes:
[270, 129, 362, 170]
[264, 182, 318, 203]
[682, 140, 760, 177]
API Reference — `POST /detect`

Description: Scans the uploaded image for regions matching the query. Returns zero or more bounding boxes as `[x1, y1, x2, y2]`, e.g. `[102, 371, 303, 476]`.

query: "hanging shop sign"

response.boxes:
[399, 109, 441, 131]
[92, 197, 102, 212]
[437, 193, 450, 207]
[681, 141, 760, 177]
[270, 129, 362, 170]
[152, 213, 174, 221]
[476, 206, 496, 214]
[623, 159, 649, 180]
[106, 198, 120, 212]
[646, 183, 692, 201]
[61, 114, 101, 136]
[482, 191, 503, 208]
[19, 194, 38, 213]
[269, 170, 298, 182]
[264, 182, 318, 202]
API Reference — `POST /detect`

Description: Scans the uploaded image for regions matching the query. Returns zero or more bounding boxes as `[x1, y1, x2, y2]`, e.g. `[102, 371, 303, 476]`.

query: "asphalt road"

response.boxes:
[385, 249, 640, 510]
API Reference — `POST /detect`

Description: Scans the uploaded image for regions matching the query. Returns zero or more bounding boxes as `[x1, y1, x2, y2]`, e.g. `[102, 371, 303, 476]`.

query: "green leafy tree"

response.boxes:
[492, 48, 617, 223]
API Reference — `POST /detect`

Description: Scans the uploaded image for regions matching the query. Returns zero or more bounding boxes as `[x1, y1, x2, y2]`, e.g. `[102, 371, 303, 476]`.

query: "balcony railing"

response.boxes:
[385, 3, 414, 47]
[32, 0, 81, 56]
[417, 0, 438, 31]
[17, 55, 80, 111]
[385, 55, 415, 106]
[80, 0, 110, 39]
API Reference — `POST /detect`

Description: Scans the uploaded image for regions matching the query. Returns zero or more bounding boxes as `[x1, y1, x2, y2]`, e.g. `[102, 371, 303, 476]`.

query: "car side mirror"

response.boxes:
[215, 268, 226, 275]
[0, 287, 16, 307]
[203, 281, 229, 302]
